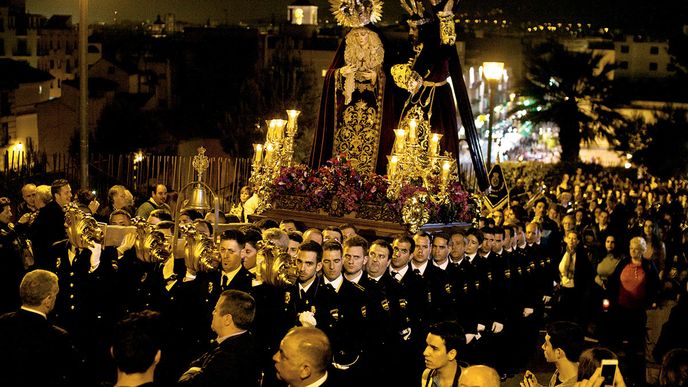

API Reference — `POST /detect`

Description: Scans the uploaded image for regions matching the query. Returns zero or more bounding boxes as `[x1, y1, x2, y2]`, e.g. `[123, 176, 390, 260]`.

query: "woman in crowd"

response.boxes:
[229, 185, 252, 222]
[606, 236, 660, 384]
[643, 218, 667, 277]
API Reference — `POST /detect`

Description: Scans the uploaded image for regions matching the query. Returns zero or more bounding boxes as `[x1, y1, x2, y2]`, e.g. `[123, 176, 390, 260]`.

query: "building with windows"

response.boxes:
[614, 35, 674, 79]
[0, 58, 52, 167]
[0, 0, 43, 67]
[36, 15, 78, 99]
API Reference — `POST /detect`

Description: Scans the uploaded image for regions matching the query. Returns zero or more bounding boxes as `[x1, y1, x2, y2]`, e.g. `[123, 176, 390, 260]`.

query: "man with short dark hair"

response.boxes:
[342, 235, 369, 284]
[292, 241, 335, 327]
[136, 183, 170, 219]
[109, 209, 132, 226]
[422, 321, 466, 387]
[0, 269, 79, 385]
[321, 241, 367, 382]
[179, 229, 254, 353]
[279, 219, 298, 233]
[111, 310, 163, 387]
[147, 208, 172, 225]
[523, 321, 584, 387]
[431, 232, 452, 270]
[179, 290, 261, 386]
[287, 231, 303, 258]
[322, 226, 342, 243]
[273, 326, 332, 387]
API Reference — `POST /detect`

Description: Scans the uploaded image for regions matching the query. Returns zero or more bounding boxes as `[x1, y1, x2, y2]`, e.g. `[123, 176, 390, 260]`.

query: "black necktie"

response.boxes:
[221, 275, 228, 289]
[391, 271, 400, 280]
[413, 269, 421, 276]
[300, 289, 307, 299]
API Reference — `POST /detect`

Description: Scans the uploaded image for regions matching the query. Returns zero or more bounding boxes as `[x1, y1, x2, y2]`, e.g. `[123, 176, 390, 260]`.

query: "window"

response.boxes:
[0, 92, 10, 116]
[667, 63, 676, 72]
[0, 123, 8, 147]
[619, 61, 629, 69]
[649, 62, 658, 71]
[620, 45, 629, 53]
[650, 46, 659, 55]
[108, 66, 115, 74]
[50, 60, 54, 69]
[0, 38, 4, 56]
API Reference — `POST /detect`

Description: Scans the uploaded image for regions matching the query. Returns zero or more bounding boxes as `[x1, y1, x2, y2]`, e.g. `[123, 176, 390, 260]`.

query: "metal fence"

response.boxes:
[2, 151, 253, 210]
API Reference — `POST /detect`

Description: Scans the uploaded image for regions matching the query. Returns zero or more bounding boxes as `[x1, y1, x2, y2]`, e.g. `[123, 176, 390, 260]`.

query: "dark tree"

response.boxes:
[514, 40, 626, 164]
[622, 110, 688, 178]
[220, 39, 319, 160]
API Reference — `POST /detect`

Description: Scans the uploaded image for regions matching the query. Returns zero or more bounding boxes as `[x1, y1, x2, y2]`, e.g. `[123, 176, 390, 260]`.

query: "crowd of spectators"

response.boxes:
[0, 166, 687, 386]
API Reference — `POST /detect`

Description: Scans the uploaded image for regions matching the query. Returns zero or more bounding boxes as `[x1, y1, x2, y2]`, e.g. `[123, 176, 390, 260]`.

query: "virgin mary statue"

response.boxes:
[310, 0, 397, 174]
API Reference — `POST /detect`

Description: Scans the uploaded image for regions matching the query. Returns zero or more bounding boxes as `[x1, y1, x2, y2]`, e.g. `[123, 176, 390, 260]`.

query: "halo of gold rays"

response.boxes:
[330, 0, 383, 27]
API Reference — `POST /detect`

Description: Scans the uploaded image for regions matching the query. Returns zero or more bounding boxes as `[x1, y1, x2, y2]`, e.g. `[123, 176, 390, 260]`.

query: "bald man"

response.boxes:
[459, 365, 501, 387]
[273, 326, 331, 387]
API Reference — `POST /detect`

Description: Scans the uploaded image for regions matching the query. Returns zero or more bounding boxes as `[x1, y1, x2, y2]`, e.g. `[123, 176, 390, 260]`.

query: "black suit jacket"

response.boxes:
[0, 309, 80, 386]
[29, 201, 66, 269]
[178, 331, 261, 386]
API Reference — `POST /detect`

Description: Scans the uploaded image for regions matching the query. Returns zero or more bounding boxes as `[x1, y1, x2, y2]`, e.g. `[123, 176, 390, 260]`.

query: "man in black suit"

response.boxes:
[178, 229, 254, 352]
[320, 241, 367, 376]
[179, 290, 261, 386]
[0, 269, 80, 386]
[111, 310, 163, 387]
[29, 178, 72, 269]
[273, 326, 333, 387]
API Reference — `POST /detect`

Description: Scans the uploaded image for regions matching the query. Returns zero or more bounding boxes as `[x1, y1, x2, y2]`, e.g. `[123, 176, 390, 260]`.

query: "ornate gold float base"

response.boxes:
[250, 208, 470, 239]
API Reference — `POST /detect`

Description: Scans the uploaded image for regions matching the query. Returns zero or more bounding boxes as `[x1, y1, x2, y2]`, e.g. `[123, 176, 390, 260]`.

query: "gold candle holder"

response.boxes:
[429, 133, 443, 157]
[393, 128, 407, 153]
[408, 119, 418, 144]
[253, 143, 263, 165]
[286, 110, 301, 137]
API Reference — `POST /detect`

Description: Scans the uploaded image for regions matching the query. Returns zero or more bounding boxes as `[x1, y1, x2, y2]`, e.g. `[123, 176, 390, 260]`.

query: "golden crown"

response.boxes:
[330, 0, 383, 27]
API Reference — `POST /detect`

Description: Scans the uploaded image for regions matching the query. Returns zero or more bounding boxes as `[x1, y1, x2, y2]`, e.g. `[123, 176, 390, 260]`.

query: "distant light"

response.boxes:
[321, 69, 327, 77]
[482, 62, 504, 81]
[12, 142, 24, 152]
[624, 162, 632, 169]
[134, 151, 144, 163]
[626, 153, 632, 159]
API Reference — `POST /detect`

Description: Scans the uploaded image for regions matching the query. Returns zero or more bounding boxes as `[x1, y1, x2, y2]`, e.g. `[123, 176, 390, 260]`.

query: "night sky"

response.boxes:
[25, 0, 392, 24]
[25, 0, 686, 32]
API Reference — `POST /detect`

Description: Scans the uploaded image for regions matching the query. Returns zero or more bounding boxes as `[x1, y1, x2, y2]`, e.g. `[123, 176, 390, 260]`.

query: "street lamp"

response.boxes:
[483, 61, 504, 170]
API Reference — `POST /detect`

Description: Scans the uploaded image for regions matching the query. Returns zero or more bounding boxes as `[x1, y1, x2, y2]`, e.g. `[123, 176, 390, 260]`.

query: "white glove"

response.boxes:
[116, 232, 136, 257]
[491, 321, 504, 333]
[88, 242, 102, 271]
[523, 308, 534, 317]
[400, 328, 412, 341]
[542, 295, 552, 304]
[465, 333, 476, 344]
[298, 311, 317, 327]
[477, 323, 486, 332]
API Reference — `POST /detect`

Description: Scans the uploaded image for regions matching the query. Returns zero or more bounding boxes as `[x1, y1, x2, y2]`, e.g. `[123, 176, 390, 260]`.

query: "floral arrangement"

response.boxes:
[272, 154, 471, 224]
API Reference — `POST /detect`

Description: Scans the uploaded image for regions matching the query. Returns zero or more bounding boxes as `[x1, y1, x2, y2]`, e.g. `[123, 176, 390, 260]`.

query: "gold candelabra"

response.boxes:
[386, 111, 459, 231]
[250, 110, 301, 213]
